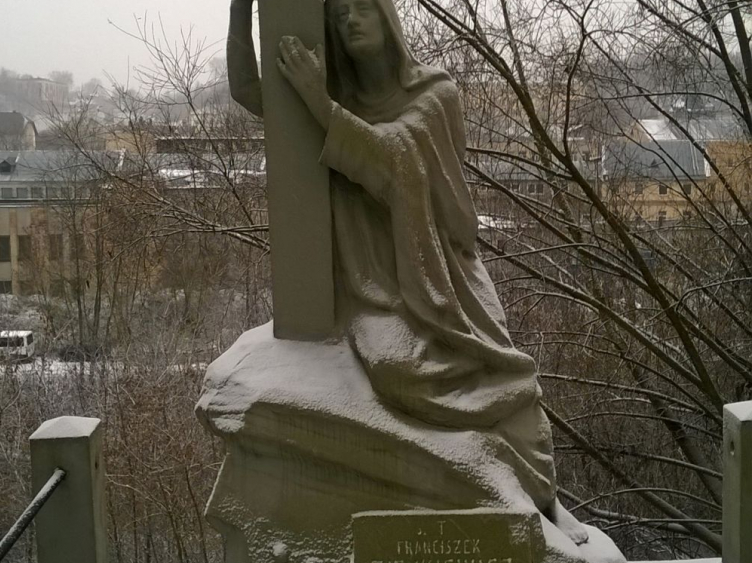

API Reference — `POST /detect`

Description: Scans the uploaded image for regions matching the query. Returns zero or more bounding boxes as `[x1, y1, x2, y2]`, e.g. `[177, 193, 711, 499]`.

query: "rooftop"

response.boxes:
[0, 111, 36, 136]
[0, 150, 113, 183]
[0, 150, 266, 189]
[637, 113, 744, 142]
[603, 139, 708, 181]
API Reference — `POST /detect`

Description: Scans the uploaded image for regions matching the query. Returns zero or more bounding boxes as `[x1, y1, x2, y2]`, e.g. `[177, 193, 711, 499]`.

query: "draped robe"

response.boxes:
[319, 71, 558, 509]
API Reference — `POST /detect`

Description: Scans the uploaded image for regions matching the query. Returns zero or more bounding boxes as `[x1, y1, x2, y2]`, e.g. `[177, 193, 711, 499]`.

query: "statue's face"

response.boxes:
[333, 0, 386, 60]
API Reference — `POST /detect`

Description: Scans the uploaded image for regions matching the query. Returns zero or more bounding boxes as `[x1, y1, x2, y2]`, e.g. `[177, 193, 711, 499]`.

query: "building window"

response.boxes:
[634, 183, 644, 195]
[17, 235, 32, 262]
[48, 234, 63, 261]
[528, 183, 545, 195]
[70, 233, 85, 260]
[0, 280, 11, 294]
[639, 248, 657, 270]
[50, 279, 66, 297]
[659, 185, 668, 195]
[1, 187, 13, 199]
[658, 210, 667, 226]
[16, 187, 29, 199]
[0, 236, 10, 262]
[31, 187, 43, 199]
[682, 183, 692, 196]
[47, 187, 60, 199]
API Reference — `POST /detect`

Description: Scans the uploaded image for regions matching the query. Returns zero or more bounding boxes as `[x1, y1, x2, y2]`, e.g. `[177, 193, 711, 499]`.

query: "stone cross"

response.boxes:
[257, 0, 335, 340]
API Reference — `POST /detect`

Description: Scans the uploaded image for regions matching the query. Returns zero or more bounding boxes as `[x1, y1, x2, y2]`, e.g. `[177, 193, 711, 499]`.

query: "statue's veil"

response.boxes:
[324, 0, 448, 106]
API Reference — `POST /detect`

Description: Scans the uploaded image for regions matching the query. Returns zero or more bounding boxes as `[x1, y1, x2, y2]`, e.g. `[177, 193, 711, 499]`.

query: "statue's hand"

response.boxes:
[277, 36, 332, 129]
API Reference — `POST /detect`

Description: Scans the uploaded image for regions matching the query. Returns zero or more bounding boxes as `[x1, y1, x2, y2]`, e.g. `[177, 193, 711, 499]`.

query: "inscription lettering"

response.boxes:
[396, 539, 482, 556]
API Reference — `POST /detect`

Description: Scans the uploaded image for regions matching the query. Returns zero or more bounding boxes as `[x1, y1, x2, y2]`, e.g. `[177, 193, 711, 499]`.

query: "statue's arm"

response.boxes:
[228, 0, 263, 117]
[320, 83, 462, 205]
[319, 104, 415, 206]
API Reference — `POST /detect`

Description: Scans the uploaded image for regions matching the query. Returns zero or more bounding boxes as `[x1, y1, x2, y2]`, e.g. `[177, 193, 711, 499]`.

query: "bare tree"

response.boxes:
[0, 23, 275, 562]
[400, 0, 751, 557]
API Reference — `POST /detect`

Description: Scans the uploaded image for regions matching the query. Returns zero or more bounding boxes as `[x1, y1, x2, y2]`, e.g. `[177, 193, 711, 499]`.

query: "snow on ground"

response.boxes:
[6, 356, 208, 379]
[9, 357, 94, 378]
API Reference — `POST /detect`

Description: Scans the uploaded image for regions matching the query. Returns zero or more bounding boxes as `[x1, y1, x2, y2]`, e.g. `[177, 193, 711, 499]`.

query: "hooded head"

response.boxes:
[324, 0, 448, 106]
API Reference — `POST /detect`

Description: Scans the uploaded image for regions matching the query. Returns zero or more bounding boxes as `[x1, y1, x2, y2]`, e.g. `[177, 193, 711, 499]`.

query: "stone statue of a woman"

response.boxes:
[197, 1, 625, 561]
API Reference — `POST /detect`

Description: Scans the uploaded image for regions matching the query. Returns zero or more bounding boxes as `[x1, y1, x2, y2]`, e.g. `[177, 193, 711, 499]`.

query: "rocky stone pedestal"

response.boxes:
[196, 323, 625, 563]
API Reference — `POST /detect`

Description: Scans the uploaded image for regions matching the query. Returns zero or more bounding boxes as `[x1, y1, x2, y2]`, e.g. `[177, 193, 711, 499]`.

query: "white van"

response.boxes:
[0, 331, 35, 360]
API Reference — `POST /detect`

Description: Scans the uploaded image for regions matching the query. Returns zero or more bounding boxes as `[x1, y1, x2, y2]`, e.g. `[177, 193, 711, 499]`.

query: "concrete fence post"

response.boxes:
[723, 401, 752, 563]
[29, 416, 107, 563]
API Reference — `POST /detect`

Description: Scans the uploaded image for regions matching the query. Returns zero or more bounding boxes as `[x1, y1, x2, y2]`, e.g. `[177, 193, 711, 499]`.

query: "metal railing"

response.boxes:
[0, 468, 66, 560]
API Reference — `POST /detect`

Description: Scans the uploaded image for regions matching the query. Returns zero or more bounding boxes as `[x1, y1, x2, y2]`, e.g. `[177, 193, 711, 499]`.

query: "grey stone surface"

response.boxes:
[228, 0, 334, 340]
[196, 324, 625, 563]
[30, 416, 106, 563]
[353, 510, 546, 563]
[723, 401, 752, 563]
[258, 0, 334, 340]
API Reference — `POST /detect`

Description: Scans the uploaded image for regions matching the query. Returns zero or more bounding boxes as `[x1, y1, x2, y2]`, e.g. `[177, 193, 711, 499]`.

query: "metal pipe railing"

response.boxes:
[0, 467, 66, 561]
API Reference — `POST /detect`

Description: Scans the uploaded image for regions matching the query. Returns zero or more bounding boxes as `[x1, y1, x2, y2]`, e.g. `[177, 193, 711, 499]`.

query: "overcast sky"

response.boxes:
[0, 0, 233, 86]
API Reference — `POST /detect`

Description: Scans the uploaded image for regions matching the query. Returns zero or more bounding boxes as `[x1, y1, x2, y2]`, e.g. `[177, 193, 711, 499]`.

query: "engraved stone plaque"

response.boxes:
[353, 510, 546, 563]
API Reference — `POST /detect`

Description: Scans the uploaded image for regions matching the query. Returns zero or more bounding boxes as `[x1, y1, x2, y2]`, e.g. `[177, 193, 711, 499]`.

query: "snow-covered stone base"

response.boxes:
[196, 322, 625, 563]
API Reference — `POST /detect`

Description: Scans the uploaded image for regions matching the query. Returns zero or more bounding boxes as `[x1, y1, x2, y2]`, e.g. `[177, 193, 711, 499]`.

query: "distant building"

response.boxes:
[13, 77, 68, 110]
[0, 112, 37, 150]
[0, 151, 87, 295]
[0, 149, 266, 296]
[603, 139, 720, 224]
[608, 105, 752, 224]
[634, 114, 744, 143]
[154, 135, 264, 155]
